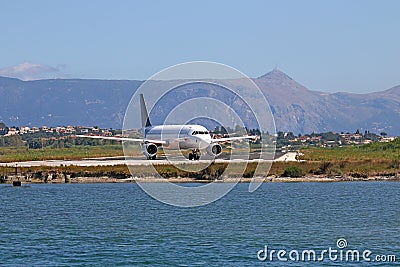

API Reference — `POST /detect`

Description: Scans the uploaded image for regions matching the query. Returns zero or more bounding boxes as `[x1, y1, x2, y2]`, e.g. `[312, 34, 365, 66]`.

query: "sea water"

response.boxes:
[0, 182, 399, 266]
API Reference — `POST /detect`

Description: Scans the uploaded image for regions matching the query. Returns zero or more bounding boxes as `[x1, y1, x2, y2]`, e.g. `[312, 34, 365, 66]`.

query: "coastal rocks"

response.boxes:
[22, 170, 130, 183]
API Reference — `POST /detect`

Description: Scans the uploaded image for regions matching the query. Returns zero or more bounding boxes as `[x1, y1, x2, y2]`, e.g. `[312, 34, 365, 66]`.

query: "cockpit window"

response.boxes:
[192, 131, 209, 135]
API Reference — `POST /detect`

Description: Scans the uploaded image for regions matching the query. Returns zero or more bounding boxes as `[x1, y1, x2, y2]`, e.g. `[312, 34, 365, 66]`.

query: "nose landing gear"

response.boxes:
[188, 149, 200, 160]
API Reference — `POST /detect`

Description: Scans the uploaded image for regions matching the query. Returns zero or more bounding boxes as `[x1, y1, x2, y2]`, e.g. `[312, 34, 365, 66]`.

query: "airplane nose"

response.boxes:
[198, 138, 210, 150]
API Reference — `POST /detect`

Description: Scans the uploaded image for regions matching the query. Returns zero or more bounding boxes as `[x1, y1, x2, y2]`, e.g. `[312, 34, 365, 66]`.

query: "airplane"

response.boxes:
[77, 94, 257, 160]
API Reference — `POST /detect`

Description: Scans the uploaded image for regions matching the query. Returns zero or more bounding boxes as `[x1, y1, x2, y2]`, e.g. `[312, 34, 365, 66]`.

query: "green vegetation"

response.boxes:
[299, 138, 400, 161]
[1, 136, 399, 182]
[2, 157, 399, 183]
[268, 138, 400, 179]
[0, 145, 125, 162]
[282, 166, 304, 177]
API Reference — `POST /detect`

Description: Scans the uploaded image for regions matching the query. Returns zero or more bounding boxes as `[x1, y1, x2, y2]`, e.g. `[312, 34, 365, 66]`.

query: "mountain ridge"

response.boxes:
[0, 71, 399, 135]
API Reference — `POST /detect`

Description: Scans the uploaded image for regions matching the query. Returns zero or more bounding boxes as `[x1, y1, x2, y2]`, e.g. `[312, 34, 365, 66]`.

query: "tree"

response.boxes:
[381, 132, 387, 137]
[0, 122, 7, 135]
[28, 139, 42, 149]
[286, 132, 295, 139]
[0, 135, 24, 147]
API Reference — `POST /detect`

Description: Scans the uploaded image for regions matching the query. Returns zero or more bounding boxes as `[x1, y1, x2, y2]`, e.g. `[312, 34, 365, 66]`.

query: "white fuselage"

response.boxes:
[145, 124, 212, 150]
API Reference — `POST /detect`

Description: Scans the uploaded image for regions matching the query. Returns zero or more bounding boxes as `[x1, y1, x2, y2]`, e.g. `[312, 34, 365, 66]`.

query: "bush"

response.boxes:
[282, 166, 303, 178]
[328, 168, 343, 177]
[389, 160, 399, 169]
[314, 161, 332, 175]
[349, 172, 368, 178]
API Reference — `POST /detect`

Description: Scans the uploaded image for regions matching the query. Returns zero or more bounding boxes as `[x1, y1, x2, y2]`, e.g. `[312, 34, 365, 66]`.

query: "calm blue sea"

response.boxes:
[0, 182, 399, 266]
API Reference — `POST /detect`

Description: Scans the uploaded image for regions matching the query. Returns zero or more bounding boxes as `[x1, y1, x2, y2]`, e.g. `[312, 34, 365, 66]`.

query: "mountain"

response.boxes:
[254, 69, 400, 135]
[0, 70, 399, 135]
[0, 77, 142, 129]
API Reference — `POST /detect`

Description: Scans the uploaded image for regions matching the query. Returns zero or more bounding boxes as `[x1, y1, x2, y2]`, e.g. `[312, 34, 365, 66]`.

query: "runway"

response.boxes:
[0, 152, 299, 168]
[0, 157, 267, 168]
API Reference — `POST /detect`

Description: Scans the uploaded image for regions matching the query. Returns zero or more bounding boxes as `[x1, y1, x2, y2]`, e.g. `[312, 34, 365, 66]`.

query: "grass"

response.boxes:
[3, 159, 399, 182]
[1, 138, 399, 180]
[270, 160, 399, 178]
[293, 141, 400, 177]
[299, 138, 400, 162]
[269, 139, 400, 178]
[0, 145, 126, 162]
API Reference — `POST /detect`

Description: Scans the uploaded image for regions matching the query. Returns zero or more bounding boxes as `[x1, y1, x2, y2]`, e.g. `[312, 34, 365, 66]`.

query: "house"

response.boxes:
[65, 126, 76, 133]
[362, 139, 373, 144]
[380, 137, 395, 143]
[5, 127, 19, 136]
[20, 126, 31, 134]
[340, 133, 363, 144]
[30, 127, 40, 133]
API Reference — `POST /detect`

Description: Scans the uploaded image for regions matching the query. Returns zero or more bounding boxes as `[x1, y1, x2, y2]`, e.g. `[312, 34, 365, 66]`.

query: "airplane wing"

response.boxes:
[75, 135, 168, 145]
[210, 135, 258, 143]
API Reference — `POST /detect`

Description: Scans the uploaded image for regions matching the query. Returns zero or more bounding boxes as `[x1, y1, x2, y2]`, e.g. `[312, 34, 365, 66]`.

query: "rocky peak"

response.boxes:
[257, 68, 294, 81]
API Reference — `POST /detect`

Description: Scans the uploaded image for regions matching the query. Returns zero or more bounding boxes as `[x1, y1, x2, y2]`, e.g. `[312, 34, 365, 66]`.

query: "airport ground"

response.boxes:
[0, 153, 399, 184]
[1, 140, 399, 183]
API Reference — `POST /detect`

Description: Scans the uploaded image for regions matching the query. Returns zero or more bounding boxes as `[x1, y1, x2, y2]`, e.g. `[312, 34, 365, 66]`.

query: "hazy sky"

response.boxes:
[1, 0, 399, 93]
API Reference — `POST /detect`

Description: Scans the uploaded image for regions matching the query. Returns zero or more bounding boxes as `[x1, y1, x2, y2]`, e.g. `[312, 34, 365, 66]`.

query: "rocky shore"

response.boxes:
[1, 159, 398, 184]
[3, 173, 399, 184]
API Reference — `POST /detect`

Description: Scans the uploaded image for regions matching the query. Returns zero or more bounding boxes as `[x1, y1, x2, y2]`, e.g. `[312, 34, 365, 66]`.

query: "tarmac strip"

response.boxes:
[0, 152, 300, 168]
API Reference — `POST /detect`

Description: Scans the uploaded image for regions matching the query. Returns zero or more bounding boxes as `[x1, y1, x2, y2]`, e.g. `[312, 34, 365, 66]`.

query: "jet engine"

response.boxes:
[206, 143, 222, 157]
[142, 143, 158, 159]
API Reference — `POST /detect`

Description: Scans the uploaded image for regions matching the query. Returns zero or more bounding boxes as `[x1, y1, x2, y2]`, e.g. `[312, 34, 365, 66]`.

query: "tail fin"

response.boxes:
[140, 94, 152, 128]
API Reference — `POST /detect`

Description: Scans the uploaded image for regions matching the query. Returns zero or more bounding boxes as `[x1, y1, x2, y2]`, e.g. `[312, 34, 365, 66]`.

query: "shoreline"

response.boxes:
[3, 175, 399, 184]
[2, 154, 399, 184]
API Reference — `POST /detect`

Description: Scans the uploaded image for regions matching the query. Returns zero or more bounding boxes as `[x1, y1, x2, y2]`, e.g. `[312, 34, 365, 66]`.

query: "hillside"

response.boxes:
[254, 69, 400, 135]
[0, 70, 399, 135]
[0, 77, 141, 129]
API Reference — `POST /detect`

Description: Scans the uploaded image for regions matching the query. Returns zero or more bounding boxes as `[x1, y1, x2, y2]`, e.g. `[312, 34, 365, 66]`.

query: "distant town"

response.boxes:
[0, 123, 123, 148]
[0, 124, 120, 137]
[275, 130, 396, 152]
[0, 122, 397, 150]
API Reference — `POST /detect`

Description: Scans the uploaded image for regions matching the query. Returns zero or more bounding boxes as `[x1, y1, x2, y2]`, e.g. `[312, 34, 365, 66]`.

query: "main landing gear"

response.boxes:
[188, 149, 200, 160]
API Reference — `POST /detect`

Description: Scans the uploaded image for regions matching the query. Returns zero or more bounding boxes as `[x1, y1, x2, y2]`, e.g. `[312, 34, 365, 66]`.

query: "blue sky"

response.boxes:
[0, 0, 399, 93]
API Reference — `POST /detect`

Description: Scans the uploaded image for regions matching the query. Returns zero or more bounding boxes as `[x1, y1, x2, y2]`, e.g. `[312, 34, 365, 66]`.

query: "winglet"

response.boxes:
[140, 94, 151, 128]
